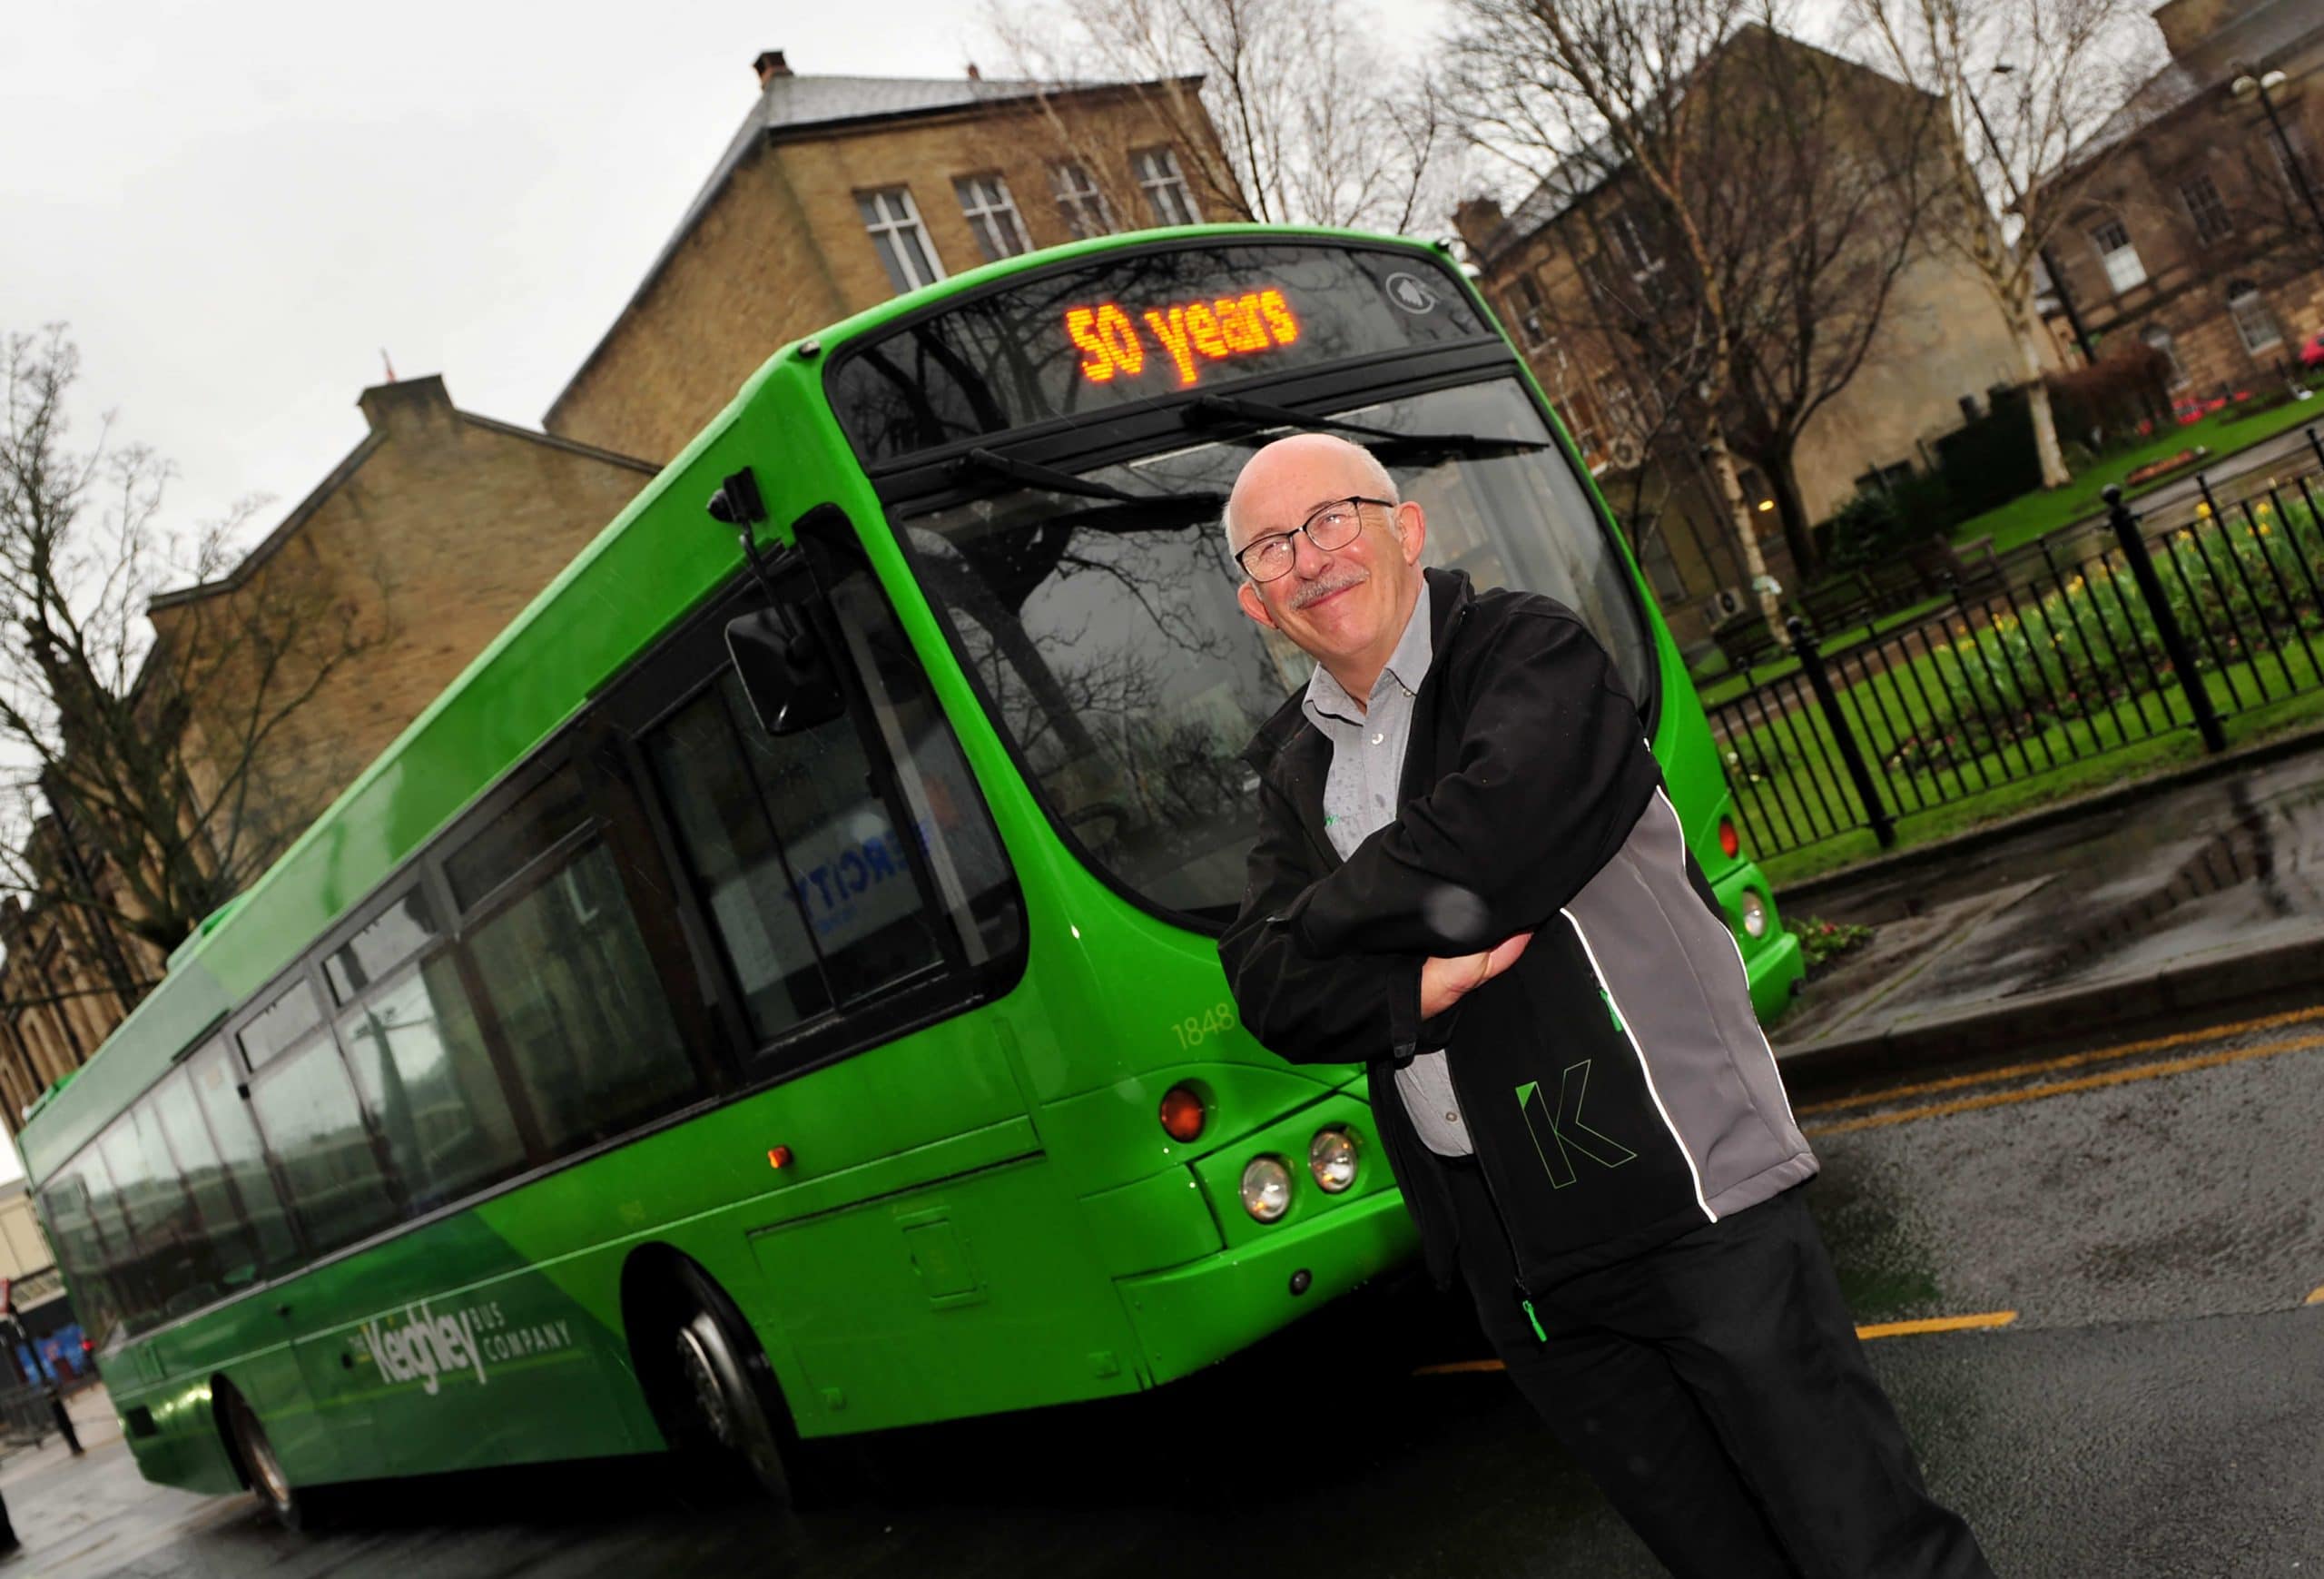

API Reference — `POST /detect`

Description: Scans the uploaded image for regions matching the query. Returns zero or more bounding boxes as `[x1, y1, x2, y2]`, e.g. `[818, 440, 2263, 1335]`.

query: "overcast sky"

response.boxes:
[5, 1, 1452, 554]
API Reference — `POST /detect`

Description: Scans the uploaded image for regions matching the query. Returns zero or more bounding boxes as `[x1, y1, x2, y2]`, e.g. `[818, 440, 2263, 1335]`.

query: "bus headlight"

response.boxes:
[1307, 1128, 1358, 1193]
[1739, 889, 1768, 939]
[1240, 1157, 1293, 1222]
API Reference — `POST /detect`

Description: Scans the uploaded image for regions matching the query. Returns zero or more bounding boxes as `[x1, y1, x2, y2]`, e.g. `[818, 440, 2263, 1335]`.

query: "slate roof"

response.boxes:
[651, 70, 1088, 293]
[2063, 0, 2324, 174]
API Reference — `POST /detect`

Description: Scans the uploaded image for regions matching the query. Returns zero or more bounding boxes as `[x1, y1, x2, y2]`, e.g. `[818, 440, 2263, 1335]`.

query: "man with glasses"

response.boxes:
[1216, 433, 1991, 1579]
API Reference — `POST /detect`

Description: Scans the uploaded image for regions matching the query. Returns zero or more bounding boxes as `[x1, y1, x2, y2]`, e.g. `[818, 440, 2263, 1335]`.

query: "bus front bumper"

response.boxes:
[1114, 1187, 1417, 1387]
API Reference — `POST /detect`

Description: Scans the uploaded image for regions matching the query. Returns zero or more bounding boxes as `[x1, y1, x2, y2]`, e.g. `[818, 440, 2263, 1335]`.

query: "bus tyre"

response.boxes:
[222, 1388, 313, 1532]
[673, 1298, 795, 1504]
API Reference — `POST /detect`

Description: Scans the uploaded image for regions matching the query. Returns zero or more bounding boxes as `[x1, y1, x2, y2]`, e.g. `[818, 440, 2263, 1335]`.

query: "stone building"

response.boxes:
[0, 377, 654, 1130]
[2034, 0, 2324, 400]
[1454, 29, 2042, 649]
[544, 50, 1234, 463]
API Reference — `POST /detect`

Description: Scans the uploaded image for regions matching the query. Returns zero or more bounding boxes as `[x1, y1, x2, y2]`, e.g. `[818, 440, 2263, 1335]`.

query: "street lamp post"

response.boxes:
[2233, 68, 2324, 262]
[1966, 65, 2100, 365]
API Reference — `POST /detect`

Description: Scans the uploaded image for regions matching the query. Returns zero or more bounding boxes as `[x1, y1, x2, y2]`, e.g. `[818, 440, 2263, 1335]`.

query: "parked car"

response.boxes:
[2299, 331, 2324, 369]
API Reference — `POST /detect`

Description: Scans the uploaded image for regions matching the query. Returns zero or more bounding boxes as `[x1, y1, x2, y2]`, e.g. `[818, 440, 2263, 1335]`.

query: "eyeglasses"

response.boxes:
[1234, 496, 1396, 583]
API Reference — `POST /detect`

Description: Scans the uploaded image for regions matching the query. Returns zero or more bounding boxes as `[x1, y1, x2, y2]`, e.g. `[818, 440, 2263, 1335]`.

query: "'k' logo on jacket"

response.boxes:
[1218, 567, 1817, 1292]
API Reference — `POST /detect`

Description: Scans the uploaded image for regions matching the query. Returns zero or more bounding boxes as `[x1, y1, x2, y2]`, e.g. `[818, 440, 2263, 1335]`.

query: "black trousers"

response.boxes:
[1445, 1157, 1994, 1579]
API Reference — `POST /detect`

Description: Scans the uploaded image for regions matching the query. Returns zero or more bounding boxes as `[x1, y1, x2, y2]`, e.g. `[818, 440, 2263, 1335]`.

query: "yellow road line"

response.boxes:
[1855, 1310, 2017, 1341]
[1803, 1032, 2324, 1139]
[2305, 1286, 2324, 1307]
[1795, 1002, 2324, 1119]
[1412, 1309, 2021, 1374]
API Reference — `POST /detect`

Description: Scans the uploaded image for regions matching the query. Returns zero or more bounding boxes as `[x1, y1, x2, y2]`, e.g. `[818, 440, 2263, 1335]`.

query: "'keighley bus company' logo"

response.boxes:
[357, 1299, 576, 1396]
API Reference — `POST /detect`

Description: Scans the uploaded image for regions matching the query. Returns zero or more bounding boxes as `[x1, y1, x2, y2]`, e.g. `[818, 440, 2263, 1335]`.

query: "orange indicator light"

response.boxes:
[767, 1145, 794, 1170]
[1065, 287, 1300, 388]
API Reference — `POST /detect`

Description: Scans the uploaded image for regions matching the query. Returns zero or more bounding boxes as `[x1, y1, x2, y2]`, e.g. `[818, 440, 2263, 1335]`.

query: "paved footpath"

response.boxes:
[1772, 740, 2324, 1076]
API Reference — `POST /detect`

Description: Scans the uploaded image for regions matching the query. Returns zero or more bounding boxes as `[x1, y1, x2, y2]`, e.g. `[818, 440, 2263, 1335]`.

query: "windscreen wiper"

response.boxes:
[1187, 392, 1550, 459]
[950, 446, 1147, 503]
[949, 445, 1225, 520]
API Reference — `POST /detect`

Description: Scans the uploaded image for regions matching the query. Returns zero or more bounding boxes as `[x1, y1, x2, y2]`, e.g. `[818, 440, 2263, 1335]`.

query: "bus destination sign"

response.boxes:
[1064, 288, 1302, 388]
[828, 242, 1493, 465]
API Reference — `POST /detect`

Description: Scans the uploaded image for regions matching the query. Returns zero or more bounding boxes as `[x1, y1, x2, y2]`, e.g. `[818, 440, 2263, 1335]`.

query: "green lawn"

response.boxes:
[1693, 597, 1949, 709]
[1949, 392, 2324, 557]
[1745, 661, 2324, 893]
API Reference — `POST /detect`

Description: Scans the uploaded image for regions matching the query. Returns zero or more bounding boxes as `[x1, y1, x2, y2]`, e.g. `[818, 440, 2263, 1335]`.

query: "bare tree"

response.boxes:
[0, 326, 384, 1013]
[1847, 0, 2162, 489]
[1450, 1, 1946, 603]
[982, 0, 1463, 233]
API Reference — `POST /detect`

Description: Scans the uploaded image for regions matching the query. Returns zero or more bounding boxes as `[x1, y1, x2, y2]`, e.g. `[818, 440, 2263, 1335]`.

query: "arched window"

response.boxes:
[2142, 323, 2189, 389]
[2227, 281, 2281, 355]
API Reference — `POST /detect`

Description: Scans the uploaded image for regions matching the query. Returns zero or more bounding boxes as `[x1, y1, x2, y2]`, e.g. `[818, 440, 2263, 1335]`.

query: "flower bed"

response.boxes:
[2123, 445, 2209, 487]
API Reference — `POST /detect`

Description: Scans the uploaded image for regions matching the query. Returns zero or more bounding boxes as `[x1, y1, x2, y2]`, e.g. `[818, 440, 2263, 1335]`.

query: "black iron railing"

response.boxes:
[1709, 424, 2324, 857]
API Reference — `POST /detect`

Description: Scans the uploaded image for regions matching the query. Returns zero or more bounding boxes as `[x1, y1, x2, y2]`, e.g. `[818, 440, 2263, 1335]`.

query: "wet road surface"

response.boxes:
[9, 998, 2322, 1577]
[1777, 747, 2324, 1052]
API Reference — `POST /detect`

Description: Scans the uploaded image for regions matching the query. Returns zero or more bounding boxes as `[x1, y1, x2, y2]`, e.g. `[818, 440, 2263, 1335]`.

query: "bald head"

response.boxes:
[1223, 433, 1398, 557]
[1223, 430, 1427, 705]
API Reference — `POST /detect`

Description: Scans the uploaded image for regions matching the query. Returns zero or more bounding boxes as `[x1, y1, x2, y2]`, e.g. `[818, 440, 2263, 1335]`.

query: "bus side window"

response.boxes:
[150, 1063, 269, 1300]
[646, 669, 945, 1051]
[125, 1099, 212, 1324]
[337, 952, 527, 1213]
[248, 1031, 402, 1258]
[827, 572, 1020, 967]
[96, 1118, 174, 1335]
[38, 1160, 123, 1351]
[187, 1043, 301, 1276]
[454, 771, 700, 1155]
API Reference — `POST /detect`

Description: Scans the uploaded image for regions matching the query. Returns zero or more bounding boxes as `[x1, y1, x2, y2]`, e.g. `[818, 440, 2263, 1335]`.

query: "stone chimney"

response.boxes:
[1453, 196, 1509, 262]
[754, 50, 792, 86]
[358, 374, 454, 439]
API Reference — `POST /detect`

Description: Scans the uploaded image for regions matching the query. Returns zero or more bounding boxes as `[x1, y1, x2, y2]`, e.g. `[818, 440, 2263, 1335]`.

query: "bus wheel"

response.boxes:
[221, 1387, 312, 1532]
[672, 1296, 795, 1503]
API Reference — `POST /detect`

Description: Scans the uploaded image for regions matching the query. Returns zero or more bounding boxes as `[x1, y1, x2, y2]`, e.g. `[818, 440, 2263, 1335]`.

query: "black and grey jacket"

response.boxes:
[1219, 567, 1815, 1294]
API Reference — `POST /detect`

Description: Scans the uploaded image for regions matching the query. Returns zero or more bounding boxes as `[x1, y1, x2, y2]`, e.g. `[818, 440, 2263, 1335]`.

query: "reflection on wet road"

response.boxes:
[12, 997, 2324, 1577]
[1780, 750, 2324, 1048]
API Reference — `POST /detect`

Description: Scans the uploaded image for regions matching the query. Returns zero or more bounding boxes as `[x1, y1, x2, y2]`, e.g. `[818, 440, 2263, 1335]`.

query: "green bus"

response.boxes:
[17, 226, 1804, 1526]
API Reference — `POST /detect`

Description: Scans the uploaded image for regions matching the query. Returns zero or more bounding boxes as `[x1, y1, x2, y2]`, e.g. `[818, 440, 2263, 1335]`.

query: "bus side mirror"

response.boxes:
[725, 602, 844, 736]
[704, 470, 849, 735]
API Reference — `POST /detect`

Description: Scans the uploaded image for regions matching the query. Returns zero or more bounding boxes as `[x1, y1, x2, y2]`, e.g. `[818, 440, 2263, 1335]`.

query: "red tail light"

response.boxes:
[1718, 817, 1740, 859]
[1159, 1085, 1206, 1143]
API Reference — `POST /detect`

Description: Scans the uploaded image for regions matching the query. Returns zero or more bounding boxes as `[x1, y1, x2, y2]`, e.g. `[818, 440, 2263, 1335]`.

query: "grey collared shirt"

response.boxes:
[1301, 592, 1472, 1158]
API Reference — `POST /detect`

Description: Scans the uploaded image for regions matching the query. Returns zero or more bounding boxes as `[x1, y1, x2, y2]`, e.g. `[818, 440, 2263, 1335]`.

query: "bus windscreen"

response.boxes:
[827, 242, 1492, 465]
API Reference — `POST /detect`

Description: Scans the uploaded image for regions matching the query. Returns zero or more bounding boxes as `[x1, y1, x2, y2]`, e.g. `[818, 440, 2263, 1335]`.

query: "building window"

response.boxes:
[2227, 281, 2281, 354]
[2179, 173, 2233, 244]
[2142, 324, 2190, 390]
[1608, 204, 1665, 279]
[856, 187, 946, 294]
[1509, 274, 1549, 347]
[1557, 380, 1603, 465]
[2089, 219, 2147, 294]
[953, 173, 1031, 262]
[1050, 162, 1115, 240]
[1132, 146, 1200, 227]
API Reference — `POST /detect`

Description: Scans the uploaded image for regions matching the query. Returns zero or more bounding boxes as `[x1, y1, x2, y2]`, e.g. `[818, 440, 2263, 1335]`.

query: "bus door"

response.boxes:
[601, 526, 1128, 1427]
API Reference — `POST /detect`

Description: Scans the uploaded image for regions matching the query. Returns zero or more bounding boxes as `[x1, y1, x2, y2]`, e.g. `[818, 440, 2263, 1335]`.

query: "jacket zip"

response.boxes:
[1262, 587, 1549, 1337]
[1439, 1047, 1550, 1343]
[1418, 597, 1547, 1340]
